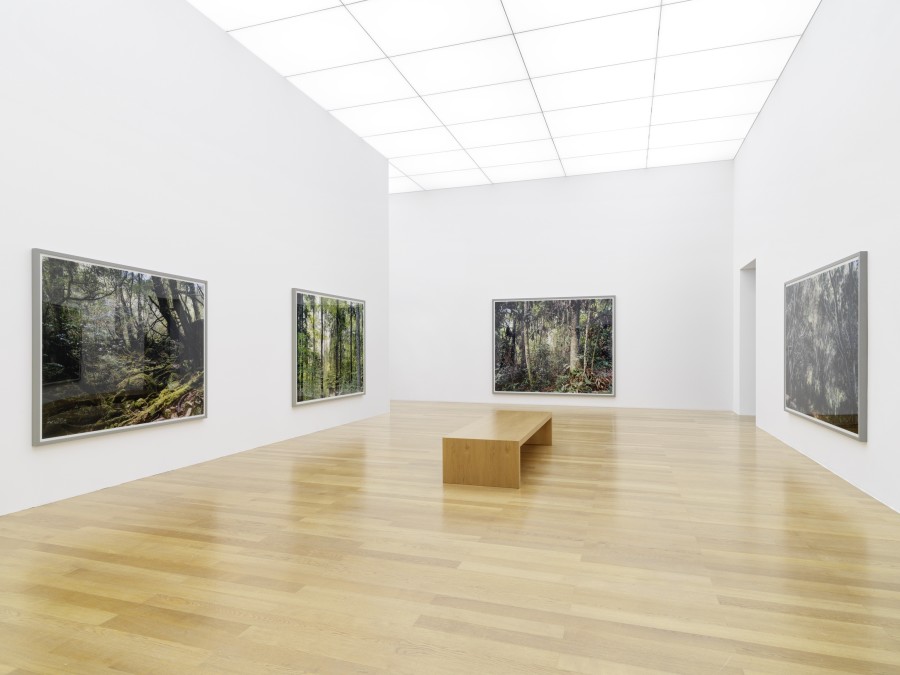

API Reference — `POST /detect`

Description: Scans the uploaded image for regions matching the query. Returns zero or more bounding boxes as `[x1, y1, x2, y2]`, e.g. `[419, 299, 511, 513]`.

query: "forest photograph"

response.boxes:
[295, 290, 364, 404]
[36, 251, 206, 444]
[784, 253, 865, 437]
[494, 296, 615, 395]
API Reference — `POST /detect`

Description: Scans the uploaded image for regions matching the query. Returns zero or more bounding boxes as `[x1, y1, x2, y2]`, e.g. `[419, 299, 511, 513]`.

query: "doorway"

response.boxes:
[739, 260, 757, 416]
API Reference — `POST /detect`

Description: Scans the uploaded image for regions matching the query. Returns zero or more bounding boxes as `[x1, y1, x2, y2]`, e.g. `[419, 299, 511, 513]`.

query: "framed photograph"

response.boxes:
[293, 289, 365, 405]
[493, 296, 615, 396]
[784, 252, 867, 440]
[33, 249, 206, 445]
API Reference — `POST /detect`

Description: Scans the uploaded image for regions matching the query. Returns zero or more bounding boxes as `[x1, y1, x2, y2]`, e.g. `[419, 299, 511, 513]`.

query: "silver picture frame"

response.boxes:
[784, 251, 867, 440]
[292, 288, 366, 406]
[33, 249, 208, 446]
[492, 295, 616, 397]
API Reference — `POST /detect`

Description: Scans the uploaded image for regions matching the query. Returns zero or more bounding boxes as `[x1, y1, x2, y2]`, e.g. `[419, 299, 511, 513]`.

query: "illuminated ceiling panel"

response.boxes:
[186, 0, 822, 192]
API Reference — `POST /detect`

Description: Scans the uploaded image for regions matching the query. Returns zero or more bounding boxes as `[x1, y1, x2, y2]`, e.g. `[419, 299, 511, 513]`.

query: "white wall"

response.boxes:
[390, 163, 734, 410]
[0, 0, 389, 515]
[734, 0, 900, 511]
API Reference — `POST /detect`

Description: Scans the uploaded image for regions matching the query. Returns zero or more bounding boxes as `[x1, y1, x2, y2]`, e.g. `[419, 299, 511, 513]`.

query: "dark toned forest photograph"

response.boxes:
[494, 296, 615, 395]
[785, 253, 865, 437]
[295, 290, 364, 404]
[36, 251, 206, 444]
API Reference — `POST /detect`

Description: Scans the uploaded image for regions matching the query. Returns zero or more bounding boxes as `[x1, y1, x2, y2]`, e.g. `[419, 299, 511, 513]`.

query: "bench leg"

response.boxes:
[443, 438, 521, 488]
[524, 418, 552, 446]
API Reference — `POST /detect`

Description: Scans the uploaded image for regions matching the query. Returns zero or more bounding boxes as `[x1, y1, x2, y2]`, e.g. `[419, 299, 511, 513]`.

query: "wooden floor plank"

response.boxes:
[0, 401, 898, 673]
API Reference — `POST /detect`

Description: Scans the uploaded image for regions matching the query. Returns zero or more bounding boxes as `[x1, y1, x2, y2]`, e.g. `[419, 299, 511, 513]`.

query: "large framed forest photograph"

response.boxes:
[784, 252, 867, 440]
[33, 250, 207, 445]
[293, 289, 365, 405]
[494, 296, 615, 396]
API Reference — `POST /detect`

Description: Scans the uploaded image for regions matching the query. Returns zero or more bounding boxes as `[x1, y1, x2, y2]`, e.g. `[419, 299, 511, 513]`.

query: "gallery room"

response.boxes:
[2, 0, 898, 672]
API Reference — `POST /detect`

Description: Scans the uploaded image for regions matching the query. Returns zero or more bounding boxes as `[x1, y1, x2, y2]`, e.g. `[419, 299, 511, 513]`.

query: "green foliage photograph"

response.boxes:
[494, 296, 615, 396]
[294, 290, 364, 404]
[36, 251, 206, 444]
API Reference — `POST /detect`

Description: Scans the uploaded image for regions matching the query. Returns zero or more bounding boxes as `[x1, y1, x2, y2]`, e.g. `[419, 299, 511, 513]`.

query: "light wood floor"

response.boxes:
[1, 402, 899, 674]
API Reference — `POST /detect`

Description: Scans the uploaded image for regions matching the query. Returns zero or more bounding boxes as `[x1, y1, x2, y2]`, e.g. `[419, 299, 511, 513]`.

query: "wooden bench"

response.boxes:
[442, 411, 552, 488]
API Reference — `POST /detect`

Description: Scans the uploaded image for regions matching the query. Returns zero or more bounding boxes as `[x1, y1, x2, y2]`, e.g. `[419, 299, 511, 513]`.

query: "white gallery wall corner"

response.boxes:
[389, 162, 735, 412]
[733, 0, 900, 512]
[0, 0, 389, 516]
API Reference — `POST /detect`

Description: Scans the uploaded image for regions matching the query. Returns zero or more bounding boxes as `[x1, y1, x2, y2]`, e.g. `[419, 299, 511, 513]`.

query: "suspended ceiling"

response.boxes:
[185, 0, 821, 192]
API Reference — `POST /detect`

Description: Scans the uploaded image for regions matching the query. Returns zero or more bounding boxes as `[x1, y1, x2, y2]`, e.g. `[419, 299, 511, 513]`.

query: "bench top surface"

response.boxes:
[444, 410, 551, 443]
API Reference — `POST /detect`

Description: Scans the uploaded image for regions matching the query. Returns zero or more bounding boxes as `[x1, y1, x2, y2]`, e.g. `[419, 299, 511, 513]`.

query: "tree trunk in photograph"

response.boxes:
[356, 305, 361, 391]
[152, 277, 180, 343]
[349, 305, 353, 389]
[338, 306, 342, 391]
[169, 279, 192, 337]
[523, 301, 533, 387]
[320, 300, 324, 397]
[306, 300, 312, 400]
[298, 294, 304, 400]
[173, 279, 202, 368]
[337, 318, 340, 393]
[189, 287, 202, 328]
[334, 305, 339, 393]
[151, 277, 192, 370]
[583, 306, 592, 373]
[135, 276, 145, 341]
[569, 300, 581, 371]
[115, 284, 130, 352]
[132, 279, 143, 348]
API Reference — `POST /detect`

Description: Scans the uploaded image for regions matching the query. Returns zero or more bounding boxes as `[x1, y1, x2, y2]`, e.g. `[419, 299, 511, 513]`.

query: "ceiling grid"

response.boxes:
[187, 0, 822, 192]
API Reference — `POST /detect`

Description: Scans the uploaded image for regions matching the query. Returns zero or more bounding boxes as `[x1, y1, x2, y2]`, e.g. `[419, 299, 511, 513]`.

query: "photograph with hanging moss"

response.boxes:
[785, 251, 867, 440]
[294, 289, 365, 405]
[494, 296, 615, 396]
[34, 250, 206, 445]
